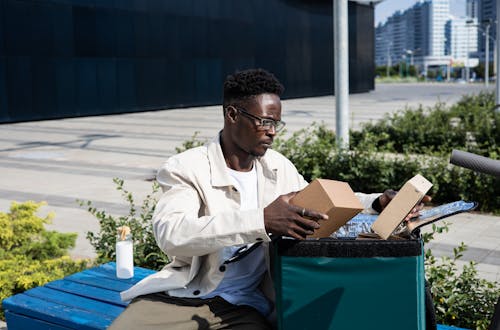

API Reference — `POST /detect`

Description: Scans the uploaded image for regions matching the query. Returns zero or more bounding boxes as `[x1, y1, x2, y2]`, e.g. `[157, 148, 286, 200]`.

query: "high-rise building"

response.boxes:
[445, 17, 479, 62]
[375, 0, 448, 68]
[466, 0, 479, 19]
[429, 0, 450, 56]
[478, 0, 496, 63]
[375, 1, 431, 67]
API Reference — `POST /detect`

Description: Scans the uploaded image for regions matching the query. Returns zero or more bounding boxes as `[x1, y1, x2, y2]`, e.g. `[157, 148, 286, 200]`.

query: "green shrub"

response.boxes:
[351, 91, 499, 158]
[274, 124, 337, 181]
[175, 131, 207, 154]
[274, 122, 500, 214]
[80, 178, 169, 271]
[0, 201, 89, 320]
[423, 223, 500, 330]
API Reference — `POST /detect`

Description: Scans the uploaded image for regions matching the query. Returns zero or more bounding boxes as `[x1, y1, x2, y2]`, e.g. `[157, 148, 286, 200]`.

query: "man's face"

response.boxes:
[231, 93, 282, 157]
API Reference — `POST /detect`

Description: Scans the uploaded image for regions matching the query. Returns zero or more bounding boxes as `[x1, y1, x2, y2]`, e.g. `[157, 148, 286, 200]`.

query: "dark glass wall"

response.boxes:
[0, 0, 374, 123]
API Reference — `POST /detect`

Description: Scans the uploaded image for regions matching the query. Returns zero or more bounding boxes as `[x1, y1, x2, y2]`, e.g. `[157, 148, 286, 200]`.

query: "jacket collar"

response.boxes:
[207, 132, 277, 188]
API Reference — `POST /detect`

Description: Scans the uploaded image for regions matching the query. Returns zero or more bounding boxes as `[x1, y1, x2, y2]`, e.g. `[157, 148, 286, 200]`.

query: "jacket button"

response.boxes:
[193, 290, 200, 296]
[219, 265, 226, 272]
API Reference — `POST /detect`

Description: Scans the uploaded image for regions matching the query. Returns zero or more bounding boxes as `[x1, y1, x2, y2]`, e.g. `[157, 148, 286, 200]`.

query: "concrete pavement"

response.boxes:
[0, 82, 499, 284]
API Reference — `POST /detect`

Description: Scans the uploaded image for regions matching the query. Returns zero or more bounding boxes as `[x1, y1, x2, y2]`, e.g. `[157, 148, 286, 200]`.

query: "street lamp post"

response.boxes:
[485, 22, 490, 86]
[400, 54, 404, 77]
[466, 20, 471, 83]
[333, 0, 349, 148]
[469, 20, 496, 87]
[386, 42, 392, 77]
[497, 0, 500, 107]
[406, 50, 414, 77]
[494, 39, 497, 78]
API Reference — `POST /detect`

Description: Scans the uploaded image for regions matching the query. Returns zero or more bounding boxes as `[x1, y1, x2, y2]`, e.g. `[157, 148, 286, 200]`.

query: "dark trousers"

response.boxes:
[109, 293, 273, 330]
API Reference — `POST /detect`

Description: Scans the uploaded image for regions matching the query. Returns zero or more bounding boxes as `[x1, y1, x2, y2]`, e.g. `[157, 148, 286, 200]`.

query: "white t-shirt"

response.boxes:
[201, 165, 271, 316]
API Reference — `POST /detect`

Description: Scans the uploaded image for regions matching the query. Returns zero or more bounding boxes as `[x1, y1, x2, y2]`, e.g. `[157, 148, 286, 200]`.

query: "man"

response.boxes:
[110, 68, 412, 329]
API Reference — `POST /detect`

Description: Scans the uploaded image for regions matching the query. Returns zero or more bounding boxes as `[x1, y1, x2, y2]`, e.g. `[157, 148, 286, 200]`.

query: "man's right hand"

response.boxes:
[263, 192, 328, 240]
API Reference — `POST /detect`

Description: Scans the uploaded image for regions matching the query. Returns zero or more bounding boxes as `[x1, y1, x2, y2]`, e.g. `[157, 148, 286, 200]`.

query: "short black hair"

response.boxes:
[223, 68, 284, 108]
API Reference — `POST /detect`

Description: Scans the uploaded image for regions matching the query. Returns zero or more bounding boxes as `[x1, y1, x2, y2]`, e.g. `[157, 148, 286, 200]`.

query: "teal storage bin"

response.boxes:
[273, 238, 426, 330]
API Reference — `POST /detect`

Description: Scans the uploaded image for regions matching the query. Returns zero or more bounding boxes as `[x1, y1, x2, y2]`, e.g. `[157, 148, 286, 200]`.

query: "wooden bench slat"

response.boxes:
[2, 262, 157, 330]
[24, 286, 124, 318]
[45, 279, 127, 307]
[3, 294, 115, 330]
[4, 311, 72, 330]
[65, 270, 136, 292]
[77, 268, 144, 285]
[91, 262, 156, 281]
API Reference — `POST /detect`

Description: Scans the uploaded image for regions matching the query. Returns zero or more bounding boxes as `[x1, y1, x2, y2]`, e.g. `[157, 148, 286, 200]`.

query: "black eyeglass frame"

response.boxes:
[227, 105, 286, 133]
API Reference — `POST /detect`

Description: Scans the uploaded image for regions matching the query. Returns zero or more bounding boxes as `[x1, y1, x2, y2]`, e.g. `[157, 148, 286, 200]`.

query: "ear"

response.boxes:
[225, 106, 238, 124]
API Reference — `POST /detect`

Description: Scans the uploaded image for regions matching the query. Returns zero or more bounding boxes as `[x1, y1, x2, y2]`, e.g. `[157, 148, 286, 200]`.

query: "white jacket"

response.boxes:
[120, 134, 379, 303]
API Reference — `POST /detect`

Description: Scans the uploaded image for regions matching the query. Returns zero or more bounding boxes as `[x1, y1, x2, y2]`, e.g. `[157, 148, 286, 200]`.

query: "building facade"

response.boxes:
[0, 0, 376, 123]
[375, 0, 489, 76]
[445, 17, 479, 63]
[466, 0, 480, 19]
[478, 0, 497, 64]
[429, 0, 451, 56]
[375, 1, 430, 68]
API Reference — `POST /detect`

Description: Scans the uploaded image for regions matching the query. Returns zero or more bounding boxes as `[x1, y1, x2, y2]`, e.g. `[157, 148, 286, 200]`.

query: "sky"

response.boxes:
[375, 0, 467, 26]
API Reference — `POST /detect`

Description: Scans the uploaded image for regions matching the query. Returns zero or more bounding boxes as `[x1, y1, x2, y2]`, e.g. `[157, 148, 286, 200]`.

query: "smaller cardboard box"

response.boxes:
[290, 179, 364, 238]
[371, 174, 433, 240]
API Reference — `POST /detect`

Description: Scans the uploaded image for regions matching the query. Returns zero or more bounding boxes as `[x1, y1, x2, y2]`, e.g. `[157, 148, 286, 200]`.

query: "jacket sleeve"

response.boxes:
[355, 192, 383, 214]
[152, 159, 270, 258]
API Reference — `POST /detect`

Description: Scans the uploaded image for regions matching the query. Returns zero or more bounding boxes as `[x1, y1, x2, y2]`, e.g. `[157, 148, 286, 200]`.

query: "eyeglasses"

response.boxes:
[228, 106, 286, 133]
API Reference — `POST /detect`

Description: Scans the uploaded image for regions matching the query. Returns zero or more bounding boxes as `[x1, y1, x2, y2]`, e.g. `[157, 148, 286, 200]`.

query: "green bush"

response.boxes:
[275, 123, 500, 214]
[423, 223, 500, 330]
[351, 91, 499, 158]
[0, 201, 89, 320]
[175, 131, 207, 154]
[80, 178, 169, 271]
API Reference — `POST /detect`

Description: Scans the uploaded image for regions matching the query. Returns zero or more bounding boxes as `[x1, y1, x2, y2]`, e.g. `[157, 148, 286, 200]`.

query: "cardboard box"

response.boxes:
[290, 179, 364, 238]
[371, 174, 433, 240]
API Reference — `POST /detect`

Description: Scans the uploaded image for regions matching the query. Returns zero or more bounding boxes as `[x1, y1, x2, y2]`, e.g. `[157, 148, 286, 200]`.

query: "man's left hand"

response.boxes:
[378, 189, 432, 221]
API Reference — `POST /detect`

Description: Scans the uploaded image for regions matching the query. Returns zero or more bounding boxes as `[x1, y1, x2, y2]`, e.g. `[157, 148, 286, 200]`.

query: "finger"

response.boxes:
[300, 207, 328, 220]
[405, 207, 421, 221]
[412, 204, 423, 212]
[287, 228, 308, 240]
[410, 206, 419, 214]
[295, 217, 321, 231]
[405, 214, 416, 222]
[422, 195, 432, 203]
[292, 225, 315, 238]
[380, 189, 398, 208]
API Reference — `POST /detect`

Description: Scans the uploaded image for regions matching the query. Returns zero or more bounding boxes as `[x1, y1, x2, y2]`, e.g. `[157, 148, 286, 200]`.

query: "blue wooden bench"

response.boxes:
[2, 262, 468, 329]
[2, 262, 154, 330]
